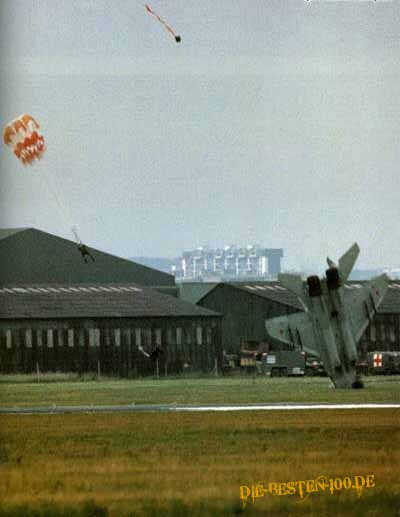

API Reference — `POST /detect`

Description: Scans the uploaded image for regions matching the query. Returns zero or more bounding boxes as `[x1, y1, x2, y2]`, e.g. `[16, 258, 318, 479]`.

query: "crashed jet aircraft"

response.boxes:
[265, 243, 389, 388]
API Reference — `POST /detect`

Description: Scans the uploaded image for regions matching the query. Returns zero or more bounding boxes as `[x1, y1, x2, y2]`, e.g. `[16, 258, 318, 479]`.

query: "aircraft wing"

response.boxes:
[346, 274, 390, 342]
[265, 311, 318, 356]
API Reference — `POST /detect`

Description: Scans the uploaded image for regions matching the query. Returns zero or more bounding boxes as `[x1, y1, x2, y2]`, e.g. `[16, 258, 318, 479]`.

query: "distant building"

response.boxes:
[175, 245, 283, 281]
[383, 268, 400, 280]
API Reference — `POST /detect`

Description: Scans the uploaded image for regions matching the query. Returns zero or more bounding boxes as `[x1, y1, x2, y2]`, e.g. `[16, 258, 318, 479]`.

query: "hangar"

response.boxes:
[0, 284, 222, 376]
[358, 281, 400, 356]
[180, 281, 400, 357]
[180, 282, 301, 353]
[0, 228, 176, 295]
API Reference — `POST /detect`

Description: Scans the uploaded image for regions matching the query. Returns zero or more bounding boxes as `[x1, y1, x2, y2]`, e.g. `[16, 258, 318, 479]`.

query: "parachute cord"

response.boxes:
[36, 161, 81, 244]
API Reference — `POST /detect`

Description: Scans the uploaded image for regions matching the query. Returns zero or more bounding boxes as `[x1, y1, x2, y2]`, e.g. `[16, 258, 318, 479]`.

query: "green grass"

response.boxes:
[0, 410, 399, 516]
[0, 375, 399, 408]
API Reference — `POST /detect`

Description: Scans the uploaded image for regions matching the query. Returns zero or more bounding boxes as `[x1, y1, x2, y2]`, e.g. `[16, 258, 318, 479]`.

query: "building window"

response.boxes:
[186, 327, 192, 345]
[155, 328, 162, 346]
[37, 330, 43, 347]
[135, 328, 142, 348]
[89, 328, 100, 347]
[114, 328, 121, 347]
[25, 329, 32, 348]
[176, 327, 182, 346]
[206, 327, 212, 345]
[89, 329, 95, 347]
[47, 329, 54, 348]
[196, 326, 203, 345]
[390, 326, 396, 343]
[58, 329, 64, 347]
[68, 329, 74, 347]
[6, 330, 12, 349]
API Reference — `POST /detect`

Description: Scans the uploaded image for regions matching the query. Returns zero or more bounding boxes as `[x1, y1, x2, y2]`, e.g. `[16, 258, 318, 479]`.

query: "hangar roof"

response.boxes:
[180, 281, 304, 310]
[180, 280, 400, 314]
[232, 282, 304, 310]
[378, 282, 400, 313]
[0, 227, 175, 287]
[179, 282, 219, 305]
[0, 228, 29, 241]
[0, 284, 220, 320]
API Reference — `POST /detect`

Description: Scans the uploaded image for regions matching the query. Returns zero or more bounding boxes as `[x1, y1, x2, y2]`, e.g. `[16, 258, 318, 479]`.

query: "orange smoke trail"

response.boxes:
[145, 4, 178, 39]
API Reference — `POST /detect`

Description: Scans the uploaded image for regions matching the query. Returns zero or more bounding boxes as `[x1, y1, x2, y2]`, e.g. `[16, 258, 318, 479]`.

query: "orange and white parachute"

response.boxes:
[3, 114, 46, 165]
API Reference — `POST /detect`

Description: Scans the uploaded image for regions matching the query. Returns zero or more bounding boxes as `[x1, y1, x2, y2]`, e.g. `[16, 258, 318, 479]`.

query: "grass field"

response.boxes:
[1, 376, 398, 515]
[0, 375, 399, 408]
[0, 410, 399, 516]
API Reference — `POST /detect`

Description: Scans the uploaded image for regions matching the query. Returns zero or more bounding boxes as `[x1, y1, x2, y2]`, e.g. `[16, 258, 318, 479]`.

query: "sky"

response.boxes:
[0, 0, 399, 272]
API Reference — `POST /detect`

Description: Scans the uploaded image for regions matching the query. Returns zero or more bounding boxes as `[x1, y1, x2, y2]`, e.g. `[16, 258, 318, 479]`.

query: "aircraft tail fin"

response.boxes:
[326, 257, 336, 268]
[338, 243, 360, 281]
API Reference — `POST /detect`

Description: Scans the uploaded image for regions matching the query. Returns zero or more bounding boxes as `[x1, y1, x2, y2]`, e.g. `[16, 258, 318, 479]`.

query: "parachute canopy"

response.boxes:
[3, 114, 45, 165]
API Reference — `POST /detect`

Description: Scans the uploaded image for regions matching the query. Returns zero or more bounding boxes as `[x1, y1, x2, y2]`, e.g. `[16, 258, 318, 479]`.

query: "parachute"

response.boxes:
[3, 114, 46, 165]
[145, 4, 181, 43]
[3, 114, 90, 261]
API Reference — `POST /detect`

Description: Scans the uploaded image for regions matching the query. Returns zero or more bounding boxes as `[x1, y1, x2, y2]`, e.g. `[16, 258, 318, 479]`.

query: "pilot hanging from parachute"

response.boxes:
[3, 113, 94, 264]
[72, 227, 95, 263]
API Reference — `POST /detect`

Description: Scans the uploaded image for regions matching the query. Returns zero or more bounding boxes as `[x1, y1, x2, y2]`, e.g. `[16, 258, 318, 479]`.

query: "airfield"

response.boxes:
[0, 375, 399, 516]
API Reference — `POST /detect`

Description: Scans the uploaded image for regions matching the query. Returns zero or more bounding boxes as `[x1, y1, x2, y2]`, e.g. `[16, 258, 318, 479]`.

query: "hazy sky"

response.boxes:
[1, 0, 399, 271]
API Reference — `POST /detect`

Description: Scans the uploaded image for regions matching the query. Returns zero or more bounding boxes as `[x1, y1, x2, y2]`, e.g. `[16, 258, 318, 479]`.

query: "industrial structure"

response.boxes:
[176, 245, 283, 281]
[0, 284, 222, 376]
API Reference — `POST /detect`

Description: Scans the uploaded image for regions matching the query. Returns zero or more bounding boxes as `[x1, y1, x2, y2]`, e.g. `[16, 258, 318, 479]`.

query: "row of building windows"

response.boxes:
[369, 322, 397, 343]
[1, 326, 213, 349]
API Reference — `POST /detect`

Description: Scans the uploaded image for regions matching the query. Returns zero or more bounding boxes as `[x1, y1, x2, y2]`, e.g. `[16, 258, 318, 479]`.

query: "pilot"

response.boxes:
[78, 243, 95, 263]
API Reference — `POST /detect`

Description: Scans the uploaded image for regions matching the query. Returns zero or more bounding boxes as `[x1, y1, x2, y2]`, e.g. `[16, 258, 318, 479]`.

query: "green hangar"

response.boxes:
[0, 228, 176, 295]
[180, 282, 302, 353]
[180, 281, 400, 358]
[0, 284, 222, 376]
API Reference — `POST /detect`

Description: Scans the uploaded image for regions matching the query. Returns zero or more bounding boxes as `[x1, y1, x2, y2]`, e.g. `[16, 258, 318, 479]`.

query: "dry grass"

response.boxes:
[0, 410, 399, 516]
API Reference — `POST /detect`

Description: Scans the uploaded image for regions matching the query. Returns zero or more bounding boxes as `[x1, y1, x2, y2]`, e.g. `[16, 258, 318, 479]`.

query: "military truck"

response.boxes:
[222, 347, 306, 377]
[257, 350, 306, 377]
[367, 351, 400, 375]
[305, 355, 326, 376]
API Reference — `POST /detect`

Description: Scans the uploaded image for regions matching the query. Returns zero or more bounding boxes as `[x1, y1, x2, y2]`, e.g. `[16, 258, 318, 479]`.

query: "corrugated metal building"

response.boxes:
[0, 284, 222, 376]
[358, 282, 400, 356]
[180, 281, 400, 357]
[180, 282, 301, 353]
[0, 228, 177, 295]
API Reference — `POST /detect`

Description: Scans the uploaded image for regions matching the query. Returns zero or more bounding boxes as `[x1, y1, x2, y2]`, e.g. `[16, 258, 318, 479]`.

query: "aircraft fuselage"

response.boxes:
[306, 270, 358, 388]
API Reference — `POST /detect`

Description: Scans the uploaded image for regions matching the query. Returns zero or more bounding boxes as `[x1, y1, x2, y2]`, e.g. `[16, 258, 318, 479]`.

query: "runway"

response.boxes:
[1, 403, 399, 415]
